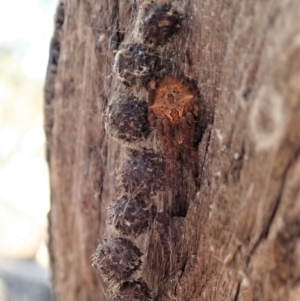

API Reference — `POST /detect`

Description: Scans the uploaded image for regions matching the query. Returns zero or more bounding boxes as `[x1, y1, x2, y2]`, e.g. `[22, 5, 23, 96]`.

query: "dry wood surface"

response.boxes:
[45, 0, 300, 300]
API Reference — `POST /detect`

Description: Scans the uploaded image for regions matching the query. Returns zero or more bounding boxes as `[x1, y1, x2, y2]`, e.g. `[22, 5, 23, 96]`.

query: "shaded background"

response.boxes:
[0, 0, 58, 299]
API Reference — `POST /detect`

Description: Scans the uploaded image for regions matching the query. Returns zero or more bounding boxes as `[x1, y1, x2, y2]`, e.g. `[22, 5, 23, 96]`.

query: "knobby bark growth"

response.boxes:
[45, 0, 300, 300]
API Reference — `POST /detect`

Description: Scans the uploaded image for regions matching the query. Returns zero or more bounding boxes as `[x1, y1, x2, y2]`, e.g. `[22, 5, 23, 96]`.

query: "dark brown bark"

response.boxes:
[45, 0, 300, 300]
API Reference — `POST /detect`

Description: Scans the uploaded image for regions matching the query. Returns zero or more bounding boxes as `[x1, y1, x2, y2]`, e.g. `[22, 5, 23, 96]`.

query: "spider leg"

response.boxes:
[186, 112, 198, 176]
[186, 112, 196, 148]
[185, 50, 195, 81]
[177, 116, 188, 147]
[162, 118, 175, 160]
[156, 119, 170, 155]
[148, 111, 157, 128]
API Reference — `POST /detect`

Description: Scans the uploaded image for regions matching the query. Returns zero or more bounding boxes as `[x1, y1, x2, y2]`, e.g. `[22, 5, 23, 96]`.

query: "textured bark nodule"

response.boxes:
[45, 0, 300, 300]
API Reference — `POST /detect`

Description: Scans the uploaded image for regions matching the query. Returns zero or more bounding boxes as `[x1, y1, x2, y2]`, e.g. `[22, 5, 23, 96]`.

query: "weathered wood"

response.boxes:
[45, 0, 300, 300]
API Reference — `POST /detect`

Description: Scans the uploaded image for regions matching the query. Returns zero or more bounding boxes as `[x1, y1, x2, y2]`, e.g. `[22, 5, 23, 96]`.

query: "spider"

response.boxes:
[147, 71, 200, 178]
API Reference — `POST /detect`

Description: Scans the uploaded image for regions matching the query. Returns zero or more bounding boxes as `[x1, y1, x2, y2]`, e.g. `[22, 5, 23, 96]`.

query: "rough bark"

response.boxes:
[45, 0, 300, 300]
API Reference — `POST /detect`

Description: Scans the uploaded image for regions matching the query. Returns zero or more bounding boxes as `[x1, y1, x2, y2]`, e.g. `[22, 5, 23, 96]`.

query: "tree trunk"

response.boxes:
[45, 0, 300, 300]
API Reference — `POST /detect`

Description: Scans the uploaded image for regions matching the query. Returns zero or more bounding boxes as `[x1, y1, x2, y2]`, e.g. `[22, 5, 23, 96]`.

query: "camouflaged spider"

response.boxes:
[147, 69, 200, 174]
[92, 0, 197, 298]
